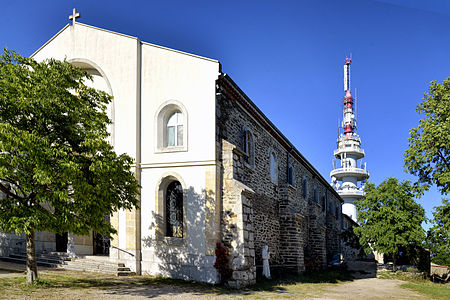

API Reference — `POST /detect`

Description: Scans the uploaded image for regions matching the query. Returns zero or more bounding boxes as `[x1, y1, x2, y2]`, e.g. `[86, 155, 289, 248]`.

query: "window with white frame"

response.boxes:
[270, 151, 278, 184]
[155, 101, 188, 152]
[166, 111, 183, 147]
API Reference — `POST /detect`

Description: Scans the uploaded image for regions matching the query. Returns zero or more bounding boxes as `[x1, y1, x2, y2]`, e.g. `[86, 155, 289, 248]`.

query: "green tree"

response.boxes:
[404, 78, 450, 194]
[0, 50, 140, 283]
[354, 178, 426, 271]
[426, 198, 450, 266]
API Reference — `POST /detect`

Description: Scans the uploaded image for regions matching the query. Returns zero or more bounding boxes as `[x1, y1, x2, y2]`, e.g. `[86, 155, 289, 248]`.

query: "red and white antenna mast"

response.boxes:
[331, 56, 369, 222]
[342, 57, 355, 136]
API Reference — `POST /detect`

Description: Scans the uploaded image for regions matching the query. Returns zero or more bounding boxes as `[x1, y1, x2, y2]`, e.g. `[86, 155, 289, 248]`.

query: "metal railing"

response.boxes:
[334, 147, 365, 155]
[111, 245, 135, 257]
[330, 167, 369, 177]
[337, 188, 365, 196]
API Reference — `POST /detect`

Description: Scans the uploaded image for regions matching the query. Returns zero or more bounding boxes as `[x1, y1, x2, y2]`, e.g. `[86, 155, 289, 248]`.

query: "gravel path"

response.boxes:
[311, 277, 425, 300]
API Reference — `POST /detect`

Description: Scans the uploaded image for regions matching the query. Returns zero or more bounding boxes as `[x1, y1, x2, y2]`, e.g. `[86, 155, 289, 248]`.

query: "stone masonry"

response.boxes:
[216, 74, 343, 285]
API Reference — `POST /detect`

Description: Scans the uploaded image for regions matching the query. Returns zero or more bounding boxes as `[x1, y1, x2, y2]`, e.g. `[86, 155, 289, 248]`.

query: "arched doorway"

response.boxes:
[69, 59, 114, 256]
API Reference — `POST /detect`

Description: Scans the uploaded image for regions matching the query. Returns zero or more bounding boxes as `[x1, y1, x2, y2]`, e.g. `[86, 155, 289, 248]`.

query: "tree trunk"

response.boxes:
[26, 231, 38, 283]
[392, 253, 397, 272]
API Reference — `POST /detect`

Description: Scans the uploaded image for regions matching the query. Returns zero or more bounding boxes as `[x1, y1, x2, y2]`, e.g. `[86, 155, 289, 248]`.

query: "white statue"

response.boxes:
[67, 233, 76, 258]
[262, 244, 271, 279]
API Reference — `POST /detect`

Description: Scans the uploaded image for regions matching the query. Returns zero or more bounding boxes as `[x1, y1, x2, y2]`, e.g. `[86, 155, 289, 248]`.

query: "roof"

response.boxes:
[32, 23, 219, 63]
[218, 74, 343, 202]
[343, 214, 359, 226]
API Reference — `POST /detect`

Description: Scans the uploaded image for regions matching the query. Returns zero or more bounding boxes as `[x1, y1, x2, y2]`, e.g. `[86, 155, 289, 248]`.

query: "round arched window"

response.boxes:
[166, 111, 183, 147]
[165, 181, 183, 237]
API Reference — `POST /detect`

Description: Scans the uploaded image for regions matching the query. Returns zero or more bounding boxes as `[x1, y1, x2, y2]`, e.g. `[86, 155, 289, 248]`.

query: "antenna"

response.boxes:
[337, 118, 340, 137]
[355, 87, 357, 131]
[344, 59, 351, 91]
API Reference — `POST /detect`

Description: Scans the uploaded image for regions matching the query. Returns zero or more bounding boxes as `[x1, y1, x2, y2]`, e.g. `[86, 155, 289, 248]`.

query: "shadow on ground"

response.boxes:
[0, 262, 376, 299]
[98, 269, 356, 298]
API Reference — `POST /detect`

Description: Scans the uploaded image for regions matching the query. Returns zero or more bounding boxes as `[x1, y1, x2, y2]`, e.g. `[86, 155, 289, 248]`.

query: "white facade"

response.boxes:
[32, 22, 221, 283]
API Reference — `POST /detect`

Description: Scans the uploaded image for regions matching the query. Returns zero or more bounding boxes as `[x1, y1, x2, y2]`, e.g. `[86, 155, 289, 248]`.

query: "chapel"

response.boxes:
[0, 15, 343, 287]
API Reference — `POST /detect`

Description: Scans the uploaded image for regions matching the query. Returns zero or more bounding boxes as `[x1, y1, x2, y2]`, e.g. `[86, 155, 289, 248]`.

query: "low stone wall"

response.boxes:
[431, 264, 449, 282]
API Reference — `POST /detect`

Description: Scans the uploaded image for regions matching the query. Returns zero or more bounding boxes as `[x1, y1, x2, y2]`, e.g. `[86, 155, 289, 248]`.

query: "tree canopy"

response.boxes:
[354, 177, 425, 270]
[404, 78, 450, 194]
[0, 50, 140, 282]
[426, 198, 450, 266]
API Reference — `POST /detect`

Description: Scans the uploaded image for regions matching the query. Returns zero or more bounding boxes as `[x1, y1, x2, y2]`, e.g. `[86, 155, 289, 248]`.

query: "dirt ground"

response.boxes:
[91, 278, 426, 300]
[315, 277, 425, 300]
[45, 277, 424, 300]
[0, 262, 430, 300]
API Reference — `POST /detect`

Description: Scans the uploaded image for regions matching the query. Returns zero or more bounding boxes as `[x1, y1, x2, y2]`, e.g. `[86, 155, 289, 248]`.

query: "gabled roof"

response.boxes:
[32, 23, 218, 63]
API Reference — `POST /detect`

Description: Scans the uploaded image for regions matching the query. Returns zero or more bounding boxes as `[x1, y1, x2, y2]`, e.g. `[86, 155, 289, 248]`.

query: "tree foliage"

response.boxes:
[0, 50, 140, 282]
[404, 78, 450, 194]
[354, 178, 426, 269]
[426, 198, 450, 266]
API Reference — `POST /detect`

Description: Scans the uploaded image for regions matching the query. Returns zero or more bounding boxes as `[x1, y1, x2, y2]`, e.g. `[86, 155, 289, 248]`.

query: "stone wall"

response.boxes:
[341, 215, 361, 262]
[216, 77, 343, 282]
[220, 139, 256, 288]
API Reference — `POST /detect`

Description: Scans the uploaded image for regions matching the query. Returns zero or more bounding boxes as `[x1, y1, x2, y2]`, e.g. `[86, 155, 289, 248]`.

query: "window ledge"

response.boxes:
[288, 184, 296, 191]
[155, 146, 188, 154]
[244, 161, 255, 170]
[158, 236, 185, 246]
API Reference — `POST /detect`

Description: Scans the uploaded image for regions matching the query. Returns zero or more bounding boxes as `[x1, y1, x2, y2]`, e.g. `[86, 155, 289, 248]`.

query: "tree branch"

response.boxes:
[436, 149, 450, 171]
[0, 181, 21, 200]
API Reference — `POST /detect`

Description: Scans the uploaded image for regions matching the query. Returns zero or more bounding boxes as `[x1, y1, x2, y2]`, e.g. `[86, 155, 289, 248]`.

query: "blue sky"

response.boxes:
[2, 0, 449, 230]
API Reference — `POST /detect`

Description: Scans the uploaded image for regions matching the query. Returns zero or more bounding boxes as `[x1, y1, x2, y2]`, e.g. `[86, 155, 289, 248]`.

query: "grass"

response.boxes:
[378, 270, 450, 300]
[0, 268, 354, 299]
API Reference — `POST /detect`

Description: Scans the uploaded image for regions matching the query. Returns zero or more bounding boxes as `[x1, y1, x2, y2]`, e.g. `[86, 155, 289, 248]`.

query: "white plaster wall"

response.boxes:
[31, 24, 139, 258]
[32, 23, 139, 159]
[140, 43, 219, 165]
[138, 41, 219, 283]
[140, 165, 217, 283]
[30, 24, 220, 282]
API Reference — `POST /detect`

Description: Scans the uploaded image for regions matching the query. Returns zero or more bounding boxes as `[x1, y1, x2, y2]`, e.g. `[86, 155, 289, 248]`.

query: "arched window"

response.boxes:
[330, 200, 335, 216]
[270, 151, 278, 184]
[165, 181, 183, 238]
[288, 164, 294, 186]
[155, 101, 188, 152]
[166, 111, 183, 147]
[242, 128, 255, 167]
[314, 188, 318, 203]
[302, 177, 308, 198]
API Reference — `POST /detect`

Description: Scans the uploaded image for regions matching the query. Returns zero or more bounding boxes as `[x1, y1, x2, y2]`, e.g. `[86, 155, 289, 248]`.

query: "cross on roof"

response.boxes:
[69, 8, 80, 26]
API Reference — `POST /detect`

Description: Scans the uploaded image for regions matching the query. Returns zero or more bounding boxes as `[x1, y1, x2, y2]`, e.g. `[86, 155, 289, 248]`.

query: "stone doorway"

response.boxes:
[93, 232, 110, 255]
[93, 214, 111, 256]
[55, 232, 68, 252]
